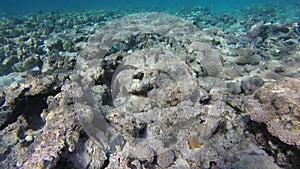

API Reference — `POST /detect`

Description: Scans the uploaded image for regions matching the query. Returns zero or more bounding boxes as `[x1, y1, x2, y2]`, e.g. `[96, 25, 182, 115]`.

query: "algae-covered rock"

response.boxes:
[249, 78, 300, 146]
[235, 48, 260, 65]
[0, 89, 81, 169]
[241, 76, 264, 95]
[236, 54, 261, 65]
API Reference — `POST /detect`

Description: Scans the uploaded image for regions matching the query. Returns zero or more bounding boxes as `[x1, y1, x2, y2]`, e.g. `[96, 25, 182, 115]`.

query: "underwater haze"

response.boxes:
[0, 0, 298, 15]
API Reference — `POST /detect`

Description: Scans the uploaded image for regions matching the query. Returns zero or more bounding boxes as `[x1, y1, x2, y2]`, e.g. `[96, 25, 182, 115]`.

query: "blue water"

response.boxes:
[0, 0, 298, 16]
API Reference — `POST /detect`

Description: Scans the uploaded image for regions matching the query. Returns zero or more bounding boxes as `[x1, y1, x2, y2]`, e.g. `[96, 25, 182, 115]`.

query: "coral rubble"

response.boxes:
[0, 4, 300, 169]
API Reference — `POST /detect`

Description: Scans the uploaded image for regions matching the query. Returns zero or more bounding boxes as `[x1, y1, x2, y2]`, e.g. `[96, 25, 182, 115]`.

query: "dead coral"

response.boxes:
[19, 91, 81, 168]
[240, 77, 300, 147]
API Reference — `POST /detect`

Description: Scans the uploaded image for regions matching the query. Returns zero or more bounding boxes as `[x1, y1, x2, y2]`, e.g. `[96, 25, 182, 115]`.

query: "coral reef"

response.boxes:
[227, 77, 300, 168]
[0, 4, 299, 169]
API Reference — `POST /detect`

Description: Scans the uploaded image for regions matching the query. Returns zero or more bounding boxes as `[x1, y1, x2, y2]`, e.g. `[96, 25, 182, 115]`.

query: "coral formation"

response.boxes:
[0, 4, 299, 169]
[248, 78, 300, 146]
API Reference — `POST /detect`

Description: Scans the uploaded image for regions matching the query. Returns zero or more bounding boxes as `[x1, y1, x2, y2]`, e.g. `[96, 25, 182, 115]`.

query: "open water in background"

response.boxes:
[0, 0, 299, 16]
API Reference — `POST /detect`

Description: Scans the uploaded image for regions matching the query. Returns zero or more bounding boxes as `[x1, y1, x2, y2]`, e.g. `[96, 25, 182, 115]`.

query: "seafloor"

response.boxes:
[0, 4, 300, 169]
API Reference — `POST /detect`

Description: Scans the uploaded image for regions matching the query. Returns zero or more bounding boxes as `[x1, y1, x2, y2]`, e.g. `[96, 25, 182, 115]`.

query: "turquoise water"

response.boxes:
[0, 0, 298, 15]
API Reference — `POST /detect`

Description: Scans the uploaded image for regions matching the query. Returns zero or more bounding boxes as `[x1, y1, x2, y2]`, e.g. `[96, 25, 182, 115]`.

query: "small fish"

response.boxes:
[112, 44, 120, 52]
